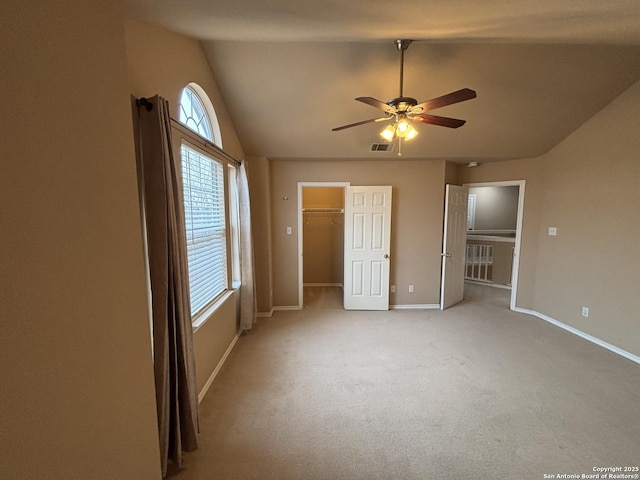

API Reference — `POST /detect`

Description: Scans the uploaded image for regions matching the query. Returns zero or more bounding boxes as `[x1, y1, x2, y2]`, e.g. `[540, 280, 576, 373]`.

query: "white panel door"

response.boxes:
[440, 184, 469, 310]
[344, 186, 392, 310]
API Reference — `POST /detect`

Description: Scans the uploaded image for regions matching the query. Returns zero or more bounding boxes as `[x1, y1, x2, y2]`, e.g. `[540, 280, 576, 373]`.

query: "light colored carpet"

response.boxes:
[173, 286, 640, 479]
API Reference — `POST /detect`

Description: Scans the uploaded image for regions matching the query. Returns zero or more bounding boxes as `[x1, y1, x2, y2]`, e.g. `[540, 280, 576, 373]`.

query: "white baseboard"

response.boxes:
[198, 332, 240, 404]
[514, 307, 640, 366]
[258, 306, 302, 315]
[303, 283, 343, 288]
[256, 308, 274, 318]
[390, 304, 440, 310]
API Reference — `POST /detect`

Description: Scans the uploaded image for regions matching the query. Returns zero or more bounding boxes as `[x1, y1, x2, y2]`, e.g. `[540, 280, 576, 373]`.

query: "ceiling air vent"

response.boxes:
[370, 143, 395, 153]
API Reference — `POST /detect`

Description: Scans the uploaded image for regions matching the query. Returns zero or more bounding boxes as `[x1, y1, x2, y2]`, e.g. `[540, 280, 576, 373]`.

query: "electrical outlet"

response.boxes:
[408, 284, 414, 293]
[390, 285, 395, 293]
[582, 306, 589, 317]
[548, 227, 557, 236]
[286, 226, 292, 235]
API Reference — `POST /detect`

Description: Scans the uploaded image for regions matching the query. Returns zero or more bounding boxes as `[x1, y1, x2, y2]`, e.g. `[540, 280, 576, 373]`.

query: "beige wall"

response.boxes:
[444, 160, 459, 185]
[303, 187, 345, 209]
[246, 156, 274, 313]
[124, 18, 248, 394]
[193, 290, 240, 393]
[532, 79, 640, 356]
[1, 1, 161, 478]
[469, 186, 519, 231]
[269, 159, 447, 307]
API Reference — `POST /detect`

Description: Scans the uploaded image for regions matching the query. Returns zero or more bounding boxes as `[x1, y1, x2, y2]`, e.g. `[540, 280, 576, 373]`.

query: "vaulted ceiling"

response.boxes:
[125, 0, 640, 162]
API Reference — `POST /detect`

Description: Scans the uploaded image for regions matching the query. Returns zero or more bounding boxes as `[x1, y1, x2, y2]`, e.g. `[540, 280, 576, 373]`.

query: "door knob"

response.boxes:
[384, 254, 390, 259]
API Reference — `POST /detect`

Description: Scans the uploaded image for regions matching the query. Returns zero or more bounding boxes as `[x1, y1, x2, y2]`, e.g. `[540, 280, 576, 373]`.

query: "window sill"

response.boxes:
[192, 288, 237, 333]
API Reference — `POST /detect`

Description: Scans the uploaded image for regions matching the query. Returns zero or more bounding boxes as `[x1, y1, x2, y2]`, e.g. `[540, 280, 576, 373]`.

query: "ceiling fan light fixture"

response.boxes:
[404, 124, 419, 140]
[380, 118, 419, 143]
[395, 117, 410, 137]
[380, 124, 396, 141]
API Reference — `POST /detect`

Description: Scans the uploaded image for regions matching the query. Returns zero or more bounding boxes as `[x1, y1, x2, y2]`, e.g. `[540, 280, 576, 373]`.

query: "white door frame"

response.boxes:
[463, 180, 526, 311]
[297, 182, 350, 308]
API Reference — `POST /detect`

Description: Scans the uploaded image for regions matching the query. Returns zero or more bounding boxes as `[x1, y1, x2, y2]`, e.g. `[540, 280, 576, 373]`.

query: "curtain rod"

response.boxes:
[136, 97, 153, 111]
[134, 96, 240, 167]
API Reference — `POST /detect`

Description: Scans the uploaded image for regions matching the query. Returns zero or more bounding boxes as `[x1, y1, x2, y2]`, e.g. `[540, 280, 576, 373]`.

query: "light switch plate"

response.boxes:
[548, 227, 557, 236]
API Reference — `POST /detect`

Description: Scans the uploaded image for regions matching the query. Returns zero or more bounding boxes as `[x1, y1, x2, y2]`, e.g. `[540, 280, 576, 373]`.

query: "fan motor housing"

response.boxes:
[388, 96, 418, 112]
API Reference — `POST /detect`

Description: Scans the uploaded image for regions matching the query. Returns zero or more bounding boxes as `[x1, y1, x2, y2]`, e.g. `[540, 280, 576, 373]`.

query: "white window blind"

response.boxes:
[180, 143, 227, 316]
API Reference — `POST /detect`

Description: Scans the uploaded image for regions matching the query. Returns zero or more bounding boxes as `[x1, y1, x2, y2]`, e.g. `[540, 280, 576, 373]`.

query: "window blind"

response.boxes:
[181, 144, 227, 316]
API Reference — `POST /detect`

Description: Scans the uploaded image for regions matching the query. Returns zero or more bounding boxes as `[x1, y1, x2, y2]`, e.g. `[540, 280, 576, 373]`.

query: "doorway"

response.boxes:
[297, 182, 349, 308]
[463, 180, 525, 311]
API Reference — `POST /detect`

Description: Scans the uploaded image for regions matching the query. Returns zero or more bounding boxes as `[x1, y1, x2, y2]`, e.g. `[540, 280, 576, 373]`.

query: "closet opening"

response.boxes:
[297, 182, 349, 309]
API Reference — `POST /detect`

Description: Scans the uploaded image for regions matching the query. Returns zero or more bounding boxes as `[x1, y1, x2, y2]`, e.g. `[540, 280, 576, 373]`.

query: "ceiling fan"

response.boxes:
[332, 39, 476, 145]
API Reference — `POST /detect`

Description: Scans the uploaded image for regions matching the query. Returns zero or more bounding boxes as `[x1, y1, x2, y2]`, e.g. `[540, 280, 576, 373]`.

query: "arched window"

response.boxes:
[178, 83, 222, 148]
[176, 83, 231, 321]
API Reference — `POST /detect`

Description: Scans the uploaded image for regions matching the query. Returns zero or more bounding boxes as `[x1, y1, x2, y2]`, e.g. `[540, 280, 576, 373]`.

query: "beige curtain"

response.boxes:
[135, 96, 199, 477]
[238, 160, 257, 330]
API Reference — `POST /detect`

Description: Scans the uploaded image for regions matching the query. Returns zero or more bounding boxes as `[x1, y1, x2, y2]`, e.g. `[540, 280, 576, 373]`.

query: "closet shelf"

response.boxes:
[302, 208, 344, 214]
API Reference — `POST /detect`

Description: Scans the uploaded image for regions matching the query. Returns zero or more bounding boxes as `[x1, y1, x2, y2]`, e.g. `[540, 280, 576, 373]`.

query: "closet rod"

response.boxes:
[302, 208, 344, 213]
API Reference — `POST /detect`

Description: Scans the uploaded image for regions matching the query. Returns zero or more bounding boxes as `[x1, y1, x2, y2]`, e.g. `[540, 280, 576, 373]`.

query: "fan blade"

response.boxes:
[331, 117, 390, 132]
[411, 88, 476, 113]
[411, 114, 467, 129]
[356, 97, 396, 114]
